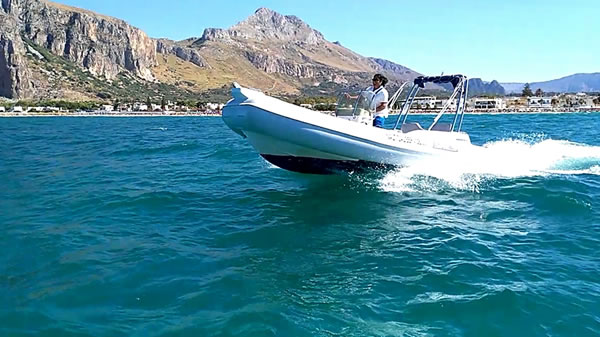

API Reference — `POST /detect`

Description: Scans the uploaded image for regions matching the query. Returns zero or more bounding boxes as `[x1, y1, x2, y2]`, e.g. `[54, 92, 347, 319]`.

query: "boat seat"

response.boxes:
[401, 122, 424, 133]
[430, 123, 452, 132]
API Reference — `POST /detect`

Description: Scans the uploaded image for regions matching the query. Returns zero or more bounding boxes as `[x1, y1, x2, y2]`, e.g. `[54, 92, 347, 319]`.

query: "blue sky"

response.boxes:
[56, 0, 598, 83]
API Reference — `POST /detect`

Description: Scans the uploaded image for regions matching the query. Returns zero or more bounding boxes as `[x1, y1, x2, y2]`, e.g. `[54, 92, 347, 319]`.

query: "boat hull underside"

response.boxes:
[243, 130, 394, 174]
[261, 154, 394, 174]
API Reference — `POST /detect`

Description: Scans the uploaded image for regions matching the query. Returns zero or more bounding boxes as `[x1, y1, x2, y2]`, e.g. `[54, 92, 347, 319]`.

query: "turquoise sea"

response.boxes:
[1, 114, 599, 336]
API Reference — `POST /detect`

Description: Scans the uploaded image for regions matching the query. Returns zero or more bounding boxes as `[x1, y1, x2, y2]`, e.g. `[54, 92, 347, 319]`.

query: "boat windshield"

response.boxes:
[335, 90, 373, 117]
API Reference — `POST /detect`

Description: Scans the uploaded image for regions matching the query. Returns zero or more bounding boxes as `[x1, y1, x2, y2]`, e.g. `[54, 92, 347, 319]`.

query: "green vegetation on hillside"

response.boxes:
[22, 38, 231, 104]
[0, 100, 101, 110]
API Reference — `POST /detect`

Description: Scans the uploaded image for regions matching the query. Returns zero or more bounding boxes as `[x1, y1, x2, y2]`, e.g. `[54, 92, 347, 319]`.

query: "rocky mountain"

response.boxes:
[0, 3, 434, 101]
[1, 0, 162, 99]
[369, 58, 415, 76]
[501, 73, 600, 94]
[159, 8, 425, 95]
[436, 78, 505, 97]
[467, 78, 505, 96]
[1, 0, 34, 98]
[201, 8, 325, 45]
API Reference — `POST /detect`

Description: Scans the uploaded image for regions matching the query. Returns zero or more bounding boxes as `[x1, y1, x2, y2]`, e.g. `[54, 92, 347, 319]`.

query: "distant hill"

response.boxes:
[467, 79, 505, 96]
[439, 78, 505, 97]
[501, 73, 600, 94]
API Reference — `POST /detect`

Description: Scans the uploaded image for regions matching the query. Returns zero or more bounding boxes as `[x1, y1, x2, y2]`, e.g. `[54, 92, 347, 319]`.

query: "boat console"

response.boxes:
[334, 89, 374, 125]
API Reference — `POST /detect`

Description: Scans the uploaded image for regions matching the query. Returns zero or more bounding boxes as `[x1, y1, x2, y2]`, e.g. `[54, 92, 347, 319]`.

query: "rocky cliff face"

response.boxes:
[156, 39, 208, 68]
[19, 0, 156, 81]
[244, 50, 319, 78]
[0, 0, 33, 98]
[0, 0, 167, 98]
[370, 57, 414, 75]
[2, 0, 19, 14]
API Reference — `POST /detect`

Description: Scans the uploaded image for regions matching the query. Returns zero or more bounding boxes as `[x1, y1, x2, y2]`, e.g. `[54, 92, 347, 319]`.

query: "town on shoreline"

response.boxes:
[2, 107, 599, 117]
[1, 92, 599, 117]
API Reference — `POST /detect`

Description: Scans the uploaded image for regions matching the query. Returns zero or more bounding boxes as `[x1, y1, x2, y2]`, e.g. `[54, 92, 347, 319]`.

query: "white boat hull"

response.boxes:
[223, 87, 475, 174]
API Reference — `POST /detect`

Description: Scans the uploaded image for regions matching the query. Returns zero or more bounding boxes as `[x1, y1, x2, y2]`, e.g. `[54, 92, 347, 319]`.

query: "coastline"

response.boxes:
[1, 108, 599, 117]
[393, 107, 600, 114]
[0, 111, 223, 117]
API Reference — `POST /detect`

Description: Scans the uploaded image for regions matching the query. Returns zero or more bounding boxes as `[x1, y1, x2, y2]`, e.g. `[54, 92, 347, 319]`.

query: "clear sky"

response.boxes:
[55, 0, 598, 83]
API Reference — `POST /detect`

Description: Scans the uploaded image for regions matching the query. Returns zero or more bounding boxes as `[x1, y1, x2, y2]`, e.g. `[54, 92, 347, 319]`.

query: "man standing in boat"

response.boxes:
[344, 74, 389, 127]
[368, 74, 389, 128]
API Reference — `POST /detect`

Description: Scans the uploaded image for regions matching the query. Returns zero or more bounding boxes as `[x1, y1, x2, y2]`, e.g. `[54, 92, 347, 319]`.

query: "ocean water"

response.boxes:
[1, 114, 599, 337]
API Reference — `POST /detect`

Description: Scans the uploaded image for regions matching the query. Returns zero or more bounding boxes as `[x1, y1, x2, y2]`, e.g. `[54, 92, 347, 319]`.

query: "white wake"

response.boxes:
[380, 138, 600, 193]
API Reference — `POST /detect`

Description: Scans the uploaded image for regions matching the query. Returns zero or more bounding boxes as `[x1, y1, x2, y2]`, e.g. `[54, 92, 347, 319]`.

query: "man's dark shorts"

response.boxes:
[373, 116, 385, 128]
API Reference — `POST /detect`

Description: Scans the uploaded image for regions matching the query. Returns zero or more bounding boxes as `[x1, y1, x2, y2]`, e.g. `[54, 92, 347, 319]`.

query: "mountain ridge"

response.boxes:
[1, 2, 524, 101]
[501, 73, 600, 94]
[1, 1, 426, 100]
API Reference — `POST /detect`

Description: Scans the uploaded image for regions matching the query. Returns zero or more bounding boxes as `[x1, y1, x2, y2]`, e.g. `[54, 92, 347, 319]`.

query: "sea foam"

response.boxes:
[380, 138, 600, 193]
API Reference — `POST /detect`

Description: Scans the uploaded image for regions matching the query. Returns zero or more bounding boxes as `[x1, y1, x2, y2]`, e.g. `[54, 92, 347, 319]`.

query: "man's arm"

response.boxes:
[375, 101, 388, 112]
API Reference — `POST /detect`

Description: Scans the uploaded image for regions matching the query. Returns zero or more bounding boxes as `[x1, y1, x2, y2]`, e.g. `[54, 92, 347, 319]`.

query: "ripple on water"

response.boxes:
[0, 116, 599, 336]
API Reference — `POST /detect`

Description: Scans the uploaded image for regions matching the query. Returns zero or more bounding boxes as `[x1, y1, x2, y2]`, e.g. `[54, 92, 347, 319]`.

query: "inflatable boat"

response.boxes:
[222, 75, 477, 174]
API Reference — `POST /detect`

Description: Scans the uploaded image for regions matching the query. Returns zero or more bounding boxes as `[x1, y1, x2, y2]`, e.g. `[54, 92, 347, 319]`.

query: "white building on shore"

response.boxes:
[435, 98, 457, 110]
[206, 103, 225, 110]
[0, 106, 5, 113]
[471, 98, 506, 109]
[571, 93, 595, 108]
[133, 102, 148, 111]
[412, 96, 437, 109]
[527, 97, 552, 108]
[504, 97, 527, 108]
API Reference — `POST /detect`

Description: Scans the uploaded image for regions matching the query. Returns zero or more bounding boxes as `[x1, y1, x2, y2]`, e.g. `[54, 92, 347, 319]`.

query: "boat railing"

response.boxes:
[387, 82, 409, 111]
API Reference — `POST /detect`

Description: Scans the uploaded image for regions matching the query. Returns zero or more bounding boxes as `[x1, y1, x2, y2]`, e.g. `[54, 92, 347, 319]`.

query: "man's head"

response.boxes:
[372, 74, 388, 88]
